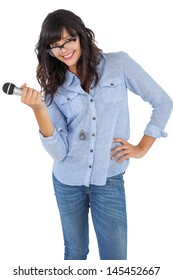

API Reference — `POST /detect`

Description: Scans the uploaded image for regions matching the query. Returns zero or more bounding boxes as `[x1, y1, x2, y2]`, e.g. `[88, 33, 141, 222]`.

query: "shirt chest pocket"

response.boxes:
[100, 78, 123, 103]
[57, 92, 83, 118]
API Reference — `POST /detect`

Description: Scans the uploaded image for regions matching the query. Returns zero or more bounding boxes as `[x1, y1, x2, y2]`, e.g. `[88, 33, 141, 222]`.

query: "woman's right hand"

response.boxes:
[21, 83, 45, 110]
[20, 84, 54, 137]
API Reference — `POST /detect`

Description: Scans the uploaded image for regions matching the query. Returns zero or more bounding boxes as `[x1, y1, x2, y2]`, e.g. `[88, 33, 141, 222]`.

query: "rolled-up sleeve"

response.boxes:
[122, 52, 173, 138]
[39, 100, 68, 161]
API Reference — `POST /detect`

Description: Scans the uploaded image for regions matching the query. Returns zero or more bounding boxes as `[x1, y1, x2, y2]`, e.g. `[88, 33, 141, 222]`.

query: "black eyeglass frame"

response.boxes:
[46, 34, 79, 57]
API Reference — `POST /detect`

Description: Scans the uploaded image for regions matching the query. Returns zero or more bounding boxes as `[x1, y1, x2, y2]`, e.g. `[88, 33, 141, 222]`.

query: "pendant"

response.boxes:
[79, 130, 86, 140]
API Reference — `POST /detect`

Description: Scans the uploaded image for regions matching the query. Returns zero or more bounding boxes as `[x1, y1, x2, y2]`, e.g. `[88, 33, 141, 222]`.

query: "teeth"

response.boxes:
[63, 53, 73, 58]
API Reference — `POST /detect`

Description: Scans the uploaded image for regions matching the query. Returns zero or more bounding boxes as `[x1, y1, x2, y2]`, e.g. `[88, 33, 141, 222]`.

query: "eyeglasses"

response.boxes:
[46, 35, 79, 57]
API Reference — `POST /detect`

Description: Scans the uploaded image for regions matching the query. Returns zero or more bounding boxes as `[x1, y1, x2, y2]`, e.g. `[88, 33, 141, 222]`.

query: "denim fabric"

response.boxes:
[40, 52, 173, 187]
[53, 173, 127, 260]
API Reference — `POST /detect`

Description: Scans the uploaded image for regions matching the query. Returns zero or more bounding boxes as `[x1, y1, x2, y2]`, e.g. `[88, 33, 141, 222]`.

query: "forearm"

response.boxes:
[137, 134, 156, 154]
[20, 85, 55, 137]
[33, 107, 54, 137]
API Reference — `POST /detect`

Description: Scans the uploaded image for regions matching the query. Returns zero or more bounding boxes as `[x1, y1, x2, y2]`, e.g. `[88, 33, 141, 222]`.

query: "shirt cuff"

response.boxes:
[144, 123, 168, 138]
[39, 126, 62, 143]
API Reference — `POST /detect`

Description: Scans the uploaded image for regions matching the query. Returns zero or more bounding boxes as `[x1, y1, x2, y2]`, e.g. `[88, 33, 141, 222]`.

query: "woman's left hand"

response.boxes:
[111, 138, 147, 163]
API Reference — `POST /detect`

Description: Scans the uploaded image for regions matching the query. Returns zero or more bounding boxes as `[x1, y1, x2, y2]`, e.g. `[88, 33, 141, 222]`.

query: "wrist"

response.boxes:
[32, 104, 46, 113]
[137, 135, 156, 154]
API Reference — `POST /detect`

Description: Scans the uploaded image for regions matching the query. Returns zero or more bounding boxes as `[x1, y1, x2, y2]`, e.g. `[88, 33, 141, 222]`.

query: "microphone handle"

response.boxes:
[14, 86, 22, 96]
[15, 86, 44, 101]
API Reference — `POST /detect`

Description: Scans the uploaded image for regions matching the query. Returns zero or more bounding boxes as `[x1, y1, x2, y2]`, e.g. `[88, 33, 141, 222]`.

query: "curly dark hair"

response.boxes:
[35, 9, 102, 104]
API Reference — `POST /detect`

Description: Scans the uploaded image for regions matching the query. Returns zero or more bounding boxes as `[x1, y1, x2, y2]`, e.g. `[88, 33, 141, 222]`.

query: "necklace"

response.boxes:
[79, 130, 86, 140]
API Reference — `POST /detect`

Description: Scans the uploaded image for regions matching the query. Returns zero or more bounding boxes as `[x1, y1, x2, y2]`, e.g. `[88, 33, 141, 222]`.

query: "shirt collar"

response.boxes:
[62, 52, 105, 88]
[63, 70, 75, 88]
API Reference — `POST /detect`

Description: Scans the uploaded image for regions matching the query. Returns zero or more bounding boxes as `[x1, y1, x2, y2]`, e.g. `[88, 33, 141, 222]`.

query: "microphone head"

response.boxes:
[2, 83, 15, 95]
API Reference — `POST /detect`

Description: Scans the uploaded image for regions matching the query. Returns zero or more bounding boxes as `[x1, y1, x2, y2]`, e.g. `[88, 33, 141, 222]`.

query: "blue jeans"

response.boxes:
[52, 173, 127, 260]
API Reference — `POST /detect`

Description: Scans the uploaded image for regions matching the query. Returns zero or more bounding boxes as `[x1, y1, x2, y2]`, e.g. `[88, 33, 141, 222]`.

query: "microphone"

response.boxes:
[2, 82, 44, 101]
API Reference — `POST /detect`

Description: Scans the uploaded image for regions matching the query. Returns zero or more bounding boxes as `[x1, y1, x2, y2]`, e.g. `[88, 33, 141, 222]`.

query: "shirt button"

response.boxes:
[67, 97, 70, 101]
[92, 133, 95, 137]
[90, 99, 94, 102]
[89, 165, 92, 168]
[92, 117, 96, 120]
[90, 86, 93, 90]
[90, 149, 93, 153]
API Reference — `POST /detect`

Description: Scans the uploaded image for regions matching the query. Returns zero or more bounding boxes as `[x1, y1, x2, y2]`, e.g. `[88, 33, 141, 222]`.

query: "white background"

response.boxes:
[0, 0, 172, 279]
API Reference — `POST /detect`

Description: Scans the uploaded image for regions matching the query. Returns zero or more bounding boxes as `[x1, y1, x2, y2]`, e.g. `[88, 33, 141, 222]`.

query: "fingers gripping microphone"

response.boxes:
[2, 82, 44, 101]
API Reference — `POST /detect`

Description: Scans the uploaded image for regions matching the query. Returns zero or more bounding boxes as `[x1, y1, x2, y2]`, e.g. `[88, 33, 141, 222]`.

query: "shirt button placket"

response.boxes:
[86, 97, 97, 183]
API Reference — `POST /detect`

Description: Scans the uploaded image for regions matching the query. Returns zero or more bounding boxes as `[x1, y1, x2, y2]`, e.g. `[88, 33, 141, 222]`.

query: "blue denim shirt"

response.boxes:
[40, 52, 173, 186]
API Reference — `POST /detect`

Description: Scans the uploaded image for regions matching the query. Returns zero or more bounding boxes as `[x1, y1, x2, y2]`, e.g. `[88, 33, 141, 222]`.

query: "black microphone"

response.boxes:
[2, 82, 44, 101]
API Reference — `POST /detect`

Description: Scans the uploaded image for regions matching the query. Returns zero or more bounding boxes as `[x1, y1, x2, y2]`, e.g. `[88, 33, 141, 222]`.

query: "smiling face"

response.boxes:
[49, 28, 81, 75]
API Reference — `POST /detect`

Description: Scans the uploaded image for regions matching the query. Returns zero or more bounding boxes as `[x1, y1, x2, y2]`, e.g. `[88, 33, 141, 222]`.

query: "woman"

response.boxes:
[21, 9, 172, 260]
